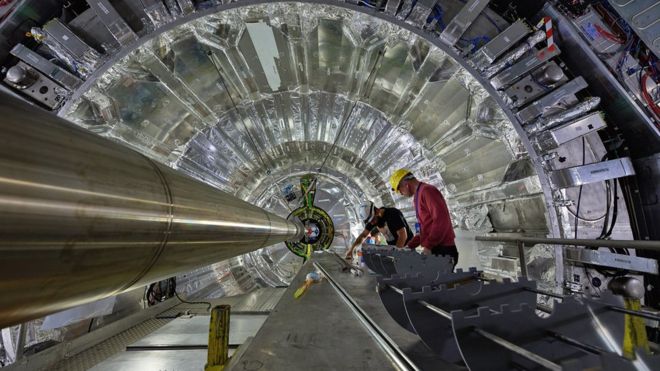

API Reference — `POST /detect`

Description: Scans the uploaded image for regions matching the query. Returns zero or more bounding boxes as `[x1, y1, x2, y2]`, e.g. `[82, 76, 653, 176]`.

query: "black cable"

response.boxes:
[174, 291, 212, 312]
[576, 148, 628, 277]
[317, 49, 384, 173]
[206, 50, 269, 172]
[565, 204, 608, 222]
[599, 179, 612, 237]
[605, 178, 619, 239]
[574, 137, 586, 239]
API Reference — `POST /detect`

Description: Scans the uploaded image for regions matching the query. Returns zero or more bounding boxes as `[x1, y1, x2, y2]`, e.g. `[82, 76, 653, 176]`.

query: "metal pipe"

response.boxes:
[314, 261, 420, 371]
[517, 240, 528, 279]
[473, 328, 562, 371]
[475, 234, 660, 252]
[546, 331, 608, 355]
[15, 323, 27, 360]
[387, 284, 403, 295]
[522, 287, 565, 299]
[0, 95, 303, 328]
[608, 306, 660, 322]
[417, 300, 451, 320]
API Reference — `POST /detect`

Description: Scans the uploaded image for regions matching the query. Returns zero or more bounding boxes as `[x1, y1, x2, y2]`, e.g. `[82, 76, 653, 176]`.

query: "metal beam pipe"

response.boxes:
[475, 234, 660, 252]
[0, 95, 303, 328]
[472, 328, 562, 371]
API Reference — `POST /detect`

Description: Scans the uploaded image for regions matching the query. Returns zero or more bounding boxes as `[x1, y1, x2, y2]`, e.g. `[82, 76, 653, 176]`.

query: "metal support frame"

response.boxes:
[3, 298, 179, 371]
[475, 235, 660, 253]
[369, 251, 660, 370]
[362, 246, 455, 278]
[516, 240, 527, 279]
[14, 325, 27, 361]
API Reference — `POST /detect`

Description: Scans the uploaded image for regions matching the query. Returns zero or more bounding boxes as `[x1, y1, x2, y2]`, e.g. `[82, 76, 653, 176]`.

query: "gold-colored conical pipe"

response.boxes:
[0, 95, 302, 328]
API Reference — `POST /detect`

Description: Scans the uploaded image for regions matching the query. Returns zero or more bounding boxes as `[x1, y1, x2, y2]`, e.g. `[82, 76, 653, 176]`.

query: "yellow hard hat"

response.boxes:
[389, 168, 412, 193]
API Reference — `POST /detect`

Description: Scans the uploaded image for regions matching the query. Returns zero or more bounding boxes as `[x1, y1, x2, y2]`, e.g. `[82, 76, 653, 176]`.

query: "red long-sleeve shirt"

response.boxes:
[407, 183, 455, 249]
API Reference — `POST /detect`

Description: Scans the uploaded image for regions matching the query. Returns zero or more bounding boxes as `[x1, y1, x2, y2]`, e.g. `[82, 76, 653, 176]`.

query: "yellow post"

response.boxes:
[205, 305, 230, 371]
[622, 298, 650, 360]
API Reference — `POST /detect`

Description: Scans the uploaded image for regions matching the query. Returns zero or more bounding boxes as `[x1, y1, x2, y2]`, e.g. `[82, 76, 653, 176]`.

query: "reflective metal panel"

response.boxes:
[88, 349, 212, 371]
[129, 315, 267, 347]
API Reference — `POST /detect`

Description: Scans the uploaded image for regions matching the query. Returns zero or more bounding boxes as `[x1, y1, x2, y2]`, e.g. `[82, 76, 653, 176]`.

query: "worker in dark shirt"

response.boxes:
[389, 169, 458, 268]
[345, 201, 413, 260]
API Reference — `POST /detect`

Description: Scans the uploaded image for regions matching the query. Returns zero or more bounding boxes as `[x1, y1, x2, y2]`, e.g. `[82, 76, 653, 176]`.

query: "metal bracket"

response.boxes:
[516, 76, 588, 123]
[404, 277, 537, 362]
[10, 44, 82, 90]
[473, 20, 531, 65]
[504, 61, 568, 108]
[439, 0, 490, 46]
[451, 291, 625, 371]
[363, 247, 455, 278]
[376, 268, 481, 333]
[565, 247, 659, 274]
[533, 112, 607, 153]
[86, 0, 138, 46]
[491, 46, 561, 90]
[549, 157, 636, 189]
[405, 0, 438, 27]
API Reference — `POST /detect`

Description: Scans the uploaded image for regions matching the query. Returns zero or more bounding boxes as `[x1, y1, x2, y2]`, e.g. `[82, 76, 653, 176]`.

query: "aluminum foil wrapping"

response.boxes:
[1, 320, 66, 366]
[59, 2, 551, 290]
[482, 30, 546, 78]
[406, 0, 435, 26]
[525, 97, 601, 134]
[144, 2, 174, 28]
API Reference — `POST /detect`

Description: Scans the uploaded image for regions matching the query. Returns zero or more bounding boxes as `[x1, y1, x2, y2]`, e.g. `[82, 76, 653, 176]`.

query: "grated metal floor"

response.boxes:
[54, 319, 171, 371]
[52, 288, 286, 370]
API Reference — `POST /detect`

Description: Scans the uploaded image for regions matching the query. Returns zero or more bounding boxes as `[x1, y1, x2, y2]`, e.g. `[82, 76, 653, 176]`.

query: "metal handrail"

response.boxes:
[475, 234, 660, 252]
[314, 262, 420, 371]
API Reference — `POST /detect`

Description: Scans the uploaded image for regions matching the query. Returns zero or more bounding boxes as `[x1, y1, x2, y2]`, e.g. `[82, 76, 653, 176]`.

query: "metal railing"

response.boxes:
[475, 234, 660, 278]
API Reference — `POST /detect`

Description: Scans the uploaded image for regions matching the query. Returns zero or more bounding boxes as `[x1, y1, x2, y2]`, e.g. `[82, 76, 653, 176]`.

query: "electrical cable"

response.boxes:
[574, 137, 586, 240]
[145, 278, 176, 306]
[359, 0, 378, 9]
[605, 179, 619, 239]
[565, 204, 608, 222]
[174, 291, 212, 312]
[594, 23, 624, 44]
[599, 178, 612, 236]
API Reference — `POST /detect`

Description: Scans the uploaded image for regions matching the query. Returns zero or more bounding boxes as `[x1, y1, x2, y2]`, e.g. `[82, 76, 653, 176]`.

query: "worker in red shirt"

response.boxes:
[389, 169, 458, 269]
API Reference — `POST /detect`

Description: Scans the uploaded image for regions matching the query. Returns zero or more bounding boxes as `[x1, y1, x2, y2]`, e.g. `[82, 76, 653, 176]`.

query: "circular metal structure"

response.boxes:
[285, 174, 335, 258]
[54, 0, 635, 291]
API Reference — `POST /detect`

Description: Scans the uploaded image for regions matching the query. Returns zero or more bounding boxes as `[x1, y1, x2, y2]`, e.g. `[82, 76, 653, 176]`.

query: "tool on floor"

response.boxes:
[294, 271, 322, 299]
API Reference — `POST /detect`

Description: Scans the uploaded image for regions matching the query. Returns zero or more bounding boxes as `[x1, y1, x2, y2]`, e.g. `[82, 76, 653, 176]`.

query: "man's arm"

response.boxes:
[345, 229, 370, 259]
[395, 227, 408, 248]
[388, 209, 410, 248]
[407, 234, 420, 249]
